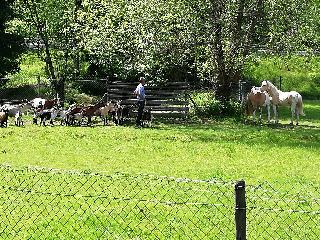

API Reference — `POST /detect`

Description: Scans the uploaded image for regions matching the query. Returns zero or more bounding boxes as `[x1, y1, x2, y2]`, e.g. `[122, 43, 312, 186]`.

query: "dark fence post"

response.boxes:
[238, 80, 242, 102]
[37, 75, 41, 97]
[279, 76, 282, 91]
[105, 77, 109, 102]
[235, 180, 246, 240]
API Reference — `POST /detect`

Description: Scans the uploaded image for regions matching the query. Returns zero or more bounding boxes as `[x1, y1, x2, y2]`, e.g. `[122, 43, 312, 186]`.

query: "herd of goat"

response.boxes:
[0, 96, 152, 128]
[0, 80, 305, 127]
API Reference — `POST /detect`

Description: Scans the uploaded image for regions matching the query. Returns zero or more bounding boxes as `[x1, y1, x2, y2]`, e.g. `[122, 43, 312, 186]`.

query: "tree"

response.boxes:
[0, 0, 25, 78]
[16, 0, 79, 100]
[189, 0, 320, 105]
[12, 0, 319, 110]
[77, 0, 196, 81]
[264, 0, 320, 52]
[187, 0, 266, 104]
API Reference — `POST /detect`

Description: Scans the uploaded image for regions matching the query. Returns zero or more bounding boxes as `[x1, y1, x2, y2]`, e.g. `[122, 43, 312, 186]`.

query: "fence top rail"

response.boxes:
[0, 164, 234, 186]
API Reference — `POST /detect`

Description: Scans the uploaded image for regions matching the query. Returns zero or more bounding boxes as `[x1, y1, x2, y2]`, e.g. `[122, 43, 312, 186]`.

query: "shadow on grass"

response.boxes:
[148, 119, 320, 150]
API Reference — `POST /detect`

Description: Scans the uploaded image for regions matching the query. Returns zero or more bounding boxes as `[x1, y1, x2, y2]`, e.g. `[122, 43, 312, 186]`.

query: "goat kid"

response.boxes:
[99, 102, 119, 125]
[38, 107, 60, 126]
[0, 110, 9, 127]
[117, 105, 134, 125]
[142, 108, 152, 127]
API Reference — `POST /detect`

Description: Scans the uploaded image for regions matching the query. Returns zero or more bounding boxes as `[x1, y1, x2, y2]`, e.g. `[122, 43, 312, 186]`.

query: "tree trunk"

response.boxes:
[24, 0, 56, 81]
[41, 35, 56, 81]
[212, 2, 231, 104]
[52, 77, 65, 105]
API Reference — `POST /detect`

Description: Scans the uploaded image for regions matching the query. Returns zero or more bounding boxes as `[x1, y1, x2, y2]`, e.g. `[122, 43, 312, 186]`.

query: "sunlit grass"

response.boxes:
[0, 101, 319, 184]
[7, 52, 47, 87]
[0, 101, 319, 239]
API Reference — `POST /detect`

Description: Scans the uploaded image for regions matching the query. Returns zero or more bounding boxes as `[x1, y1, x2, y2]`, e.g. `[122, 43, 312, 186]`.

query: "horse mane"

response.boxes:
[263, 80, 281, 104]
[266, 81, 278, 91]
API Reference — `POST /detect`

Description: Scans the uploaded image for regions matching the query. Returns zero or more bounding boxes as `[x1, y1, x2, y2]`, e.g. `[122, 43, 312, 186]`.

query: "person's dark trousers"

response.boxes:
[136, 100, 145, 126]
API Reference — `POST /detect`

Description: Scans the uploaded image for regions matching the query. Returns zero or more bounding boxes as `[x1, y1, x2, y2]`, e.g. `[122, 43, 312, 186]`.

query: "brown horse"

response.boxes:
[245, 87, 271, 123]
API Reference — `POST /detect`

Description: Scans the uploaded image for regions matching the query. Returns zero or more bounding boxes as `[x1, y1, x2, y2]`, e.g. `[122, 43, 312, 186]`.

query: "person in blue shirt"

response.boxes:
[134, 77, 146, 127]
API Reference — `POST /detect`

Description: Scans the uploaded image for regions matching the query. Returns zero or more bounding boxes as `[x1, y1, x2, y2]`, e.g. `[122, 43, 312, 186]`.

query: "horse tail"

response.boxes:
[244, 93, 253, 115]
[297, 94, 305, 116]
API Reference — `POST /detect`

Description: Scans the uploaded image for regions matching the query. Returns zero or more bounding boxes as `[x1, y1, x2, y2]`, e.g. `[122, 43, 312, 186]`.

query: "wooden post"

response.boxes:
[105, 77, 109, 102]
[279, 76, 282, 91]
[235, 180, 246, 240]
[37, 75, 41, 97]
[184, 79, 188, 120]
[238, 80, 241, 102]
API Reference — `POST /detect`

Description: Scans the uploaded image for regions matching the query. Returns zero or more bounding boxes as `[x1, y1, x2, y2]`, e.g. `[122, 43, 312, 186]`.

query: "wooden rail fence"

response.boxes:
[106, 81, 190, 119]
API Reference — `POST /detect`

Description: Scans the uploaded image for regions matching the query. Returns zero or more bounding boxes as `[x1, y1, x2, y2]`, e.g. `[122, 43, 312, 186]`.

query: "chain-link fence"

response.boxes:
[0, 78, 109, 104]
[0, 78, 250, 104]
[0, 165, 235, 239]
[0, 165, 319, 239]
[246, 180, 320, 239]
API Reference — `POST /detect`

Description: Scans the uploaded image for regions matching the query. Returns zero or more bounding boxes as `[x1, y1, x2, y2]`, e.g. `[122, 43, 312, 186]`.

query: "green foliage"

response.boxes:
[265, 0, 320, 51]
[244, 55, 320, 99]
[0, 0, 25, 78]
[64, 87, 97, 105]
[5, 0, 320, 104]
[77, 0, 195, 81]
[191, 92, 243, 119]
[13, 0, 81, 81]
[7, 52, 47, 87]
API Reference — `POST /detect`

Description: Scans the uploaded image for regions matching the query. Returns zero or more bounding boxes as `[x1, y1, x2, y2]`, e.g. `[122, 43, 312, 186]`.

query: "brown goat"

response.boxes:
[81, 102, 105, 125]
[0, 111, 9, 127]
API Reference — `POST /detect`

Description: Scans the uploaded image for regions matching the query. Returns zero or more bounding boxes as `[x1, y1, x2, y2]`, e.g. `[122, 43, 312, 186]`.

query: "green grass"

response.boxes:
[0, 121, 319, 182]
[1, 101, 319, 182]
[0, 101, 319, 239]
[244, 55, 320, 99]
[7, 52, 47, 87]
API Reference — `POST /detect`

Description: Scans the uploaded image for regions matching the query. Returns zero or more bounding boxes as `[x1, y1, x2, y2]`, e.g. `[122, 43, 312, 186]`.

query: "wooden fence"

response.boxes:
[106, 81, 190, 119]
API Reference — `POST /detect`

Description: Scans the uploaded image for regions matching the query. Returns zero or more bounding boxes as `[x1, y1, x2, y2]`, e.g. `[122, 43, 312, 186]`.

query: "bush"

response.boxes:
[64, 86, 98, 105]
[191, 91, 243, 120]
[7, 52, 46, 87]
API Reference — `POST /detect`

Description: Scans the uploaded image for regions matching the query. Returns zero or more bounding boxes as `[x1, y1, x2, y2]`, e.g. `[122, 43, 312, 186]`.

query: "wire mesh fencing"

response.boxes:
[0, 165, 235, 239]
[0, 79, 107, 104]
[0, 165, 319, 239]
[246, 180, 320, 239]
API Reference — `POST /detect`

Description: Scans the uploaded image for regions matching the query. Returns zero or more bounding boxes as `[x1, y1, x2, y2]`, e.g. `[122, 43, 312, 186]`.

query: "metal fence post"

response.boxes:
[37, 75, 41, 97]
[105, 77, 109, 102]
[235, 180, 246, 240]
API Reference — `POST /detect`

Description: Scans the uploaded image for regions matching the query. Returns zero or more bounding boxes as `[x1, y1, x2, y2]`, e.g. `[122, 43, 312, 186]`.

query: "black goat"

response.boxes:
[117, 105, 134, 125]
[142, 108, 152, 127]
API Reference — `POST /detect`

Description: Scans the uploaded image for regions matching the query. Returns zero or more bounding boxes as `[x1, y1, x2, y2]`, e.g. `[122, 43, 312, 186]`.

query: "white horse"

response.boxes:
[245, 87, 271, 123]
[260, 80, 305, 125]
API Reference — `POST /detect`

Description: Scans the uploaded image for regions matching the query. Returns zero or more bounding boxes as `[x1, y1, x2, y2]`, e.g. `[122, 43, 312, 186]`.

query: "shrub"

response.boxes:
[191, 91, 243, 120]
[64, 86, 98, 105]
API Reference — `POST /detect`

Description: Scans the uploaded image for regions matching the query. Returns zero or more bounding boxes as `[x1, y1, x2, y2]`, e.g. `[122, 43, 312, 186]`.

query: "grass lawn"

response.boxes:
[0, 100, 319, 183]
[0, 100, 319, 239]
